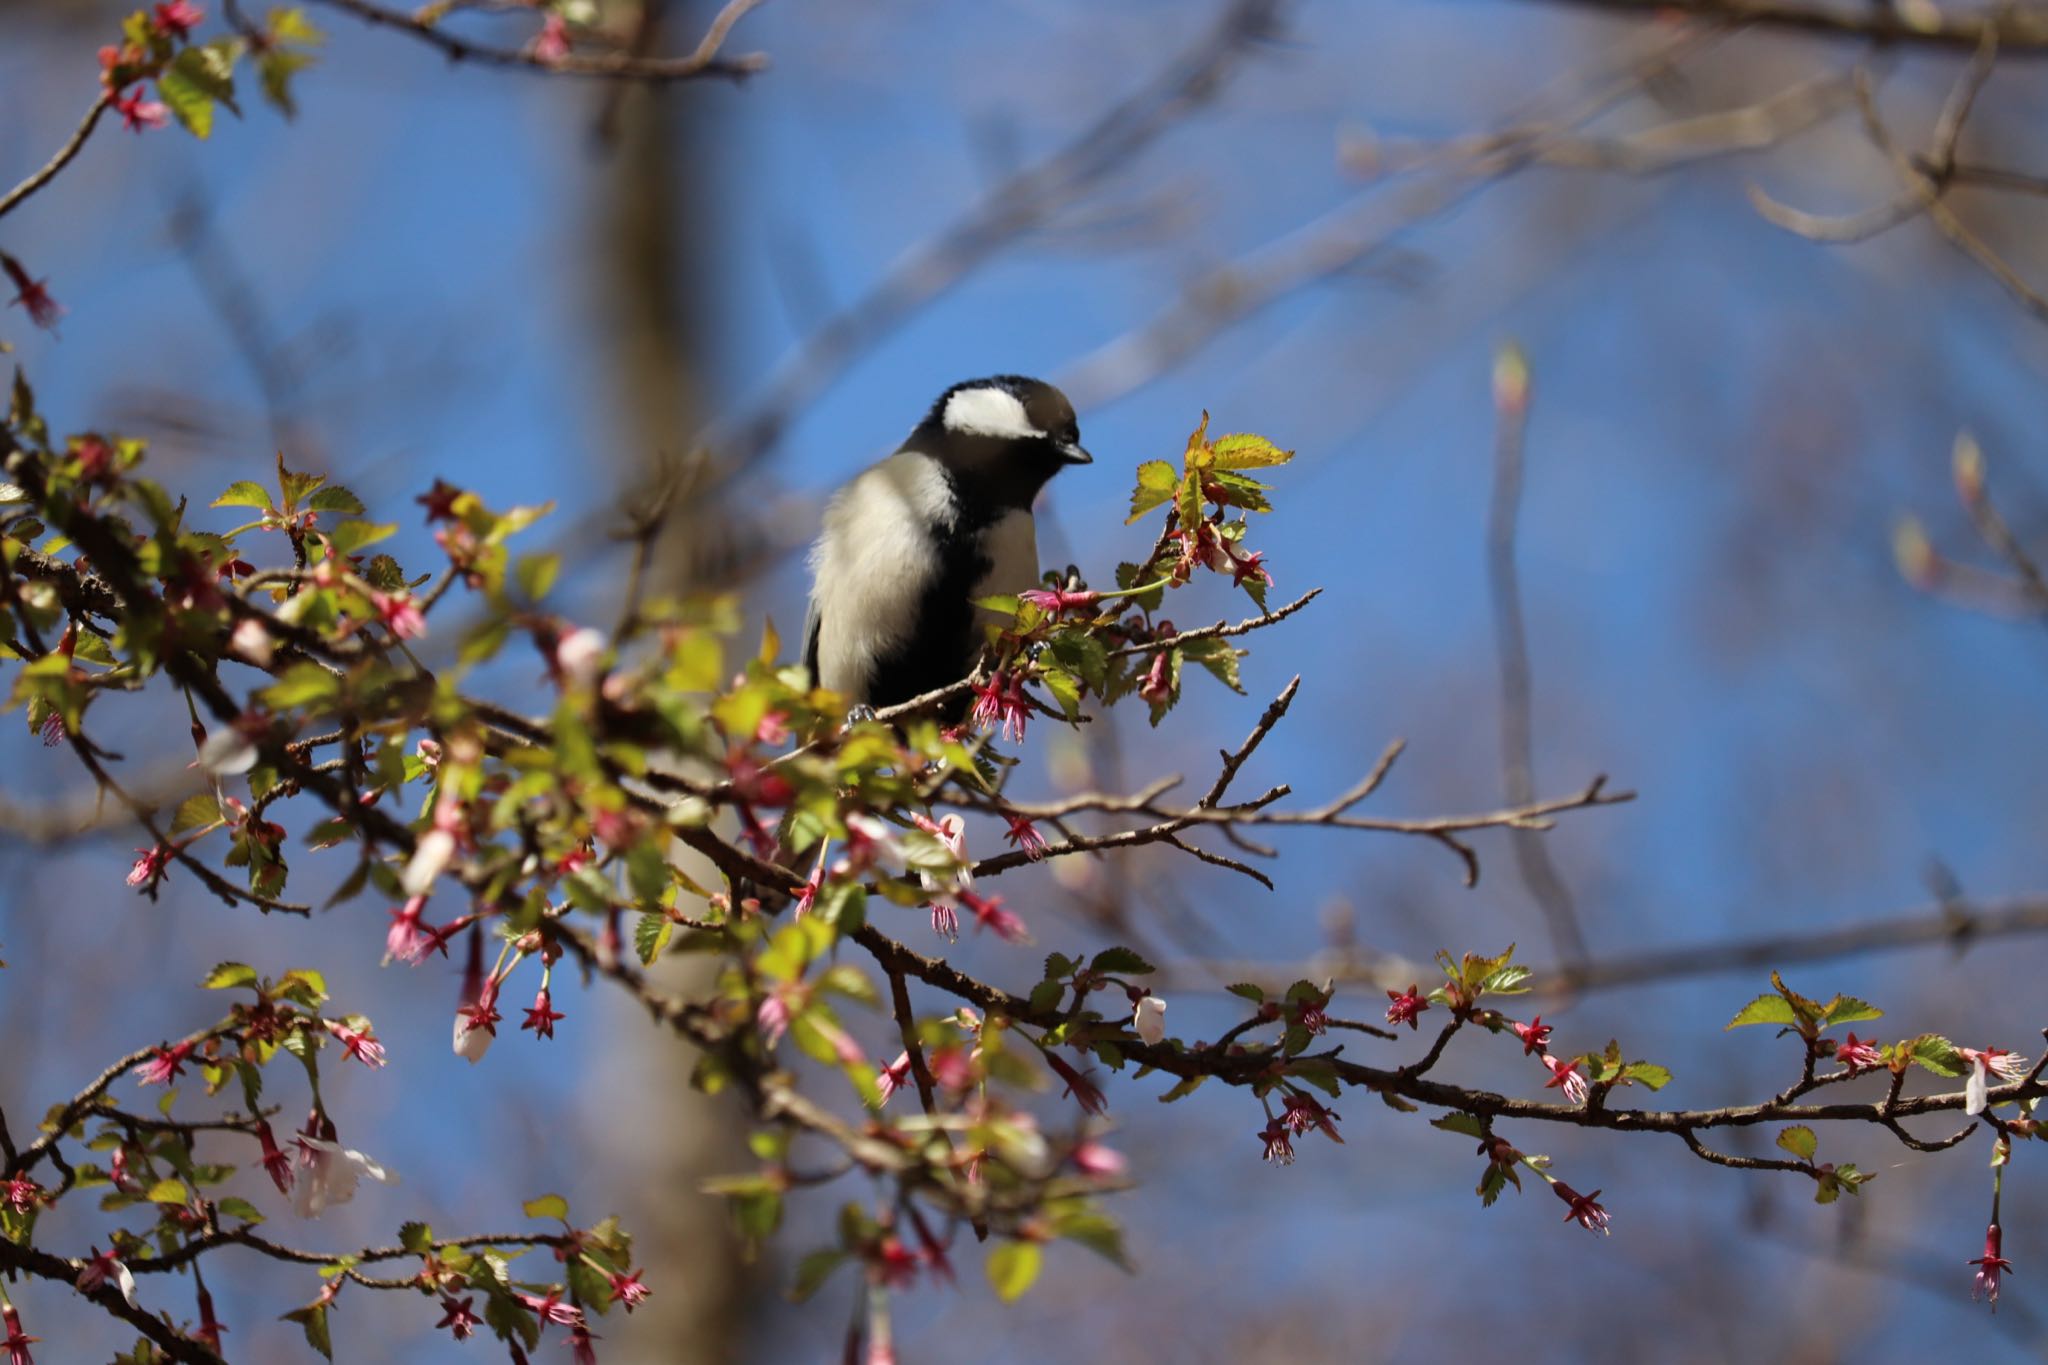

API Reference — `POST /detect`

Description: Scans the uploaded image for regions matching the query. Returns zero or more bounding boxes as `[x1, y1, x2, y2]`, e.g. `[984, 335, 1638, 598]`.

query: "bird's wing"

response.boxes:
[802, 595, 823, 687]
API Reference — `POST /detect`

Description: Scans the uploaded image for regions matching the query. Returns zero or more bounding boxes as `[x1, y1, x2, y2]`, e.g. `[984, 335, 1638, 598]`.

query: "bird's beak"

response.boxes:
[1058, 442, 1093, 465]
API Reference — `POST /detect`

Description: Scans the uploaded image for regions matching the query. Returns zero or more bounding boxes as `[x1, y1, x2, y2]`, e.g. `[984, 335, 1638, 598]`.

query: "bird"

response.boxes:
[803, 375, 1092, 714]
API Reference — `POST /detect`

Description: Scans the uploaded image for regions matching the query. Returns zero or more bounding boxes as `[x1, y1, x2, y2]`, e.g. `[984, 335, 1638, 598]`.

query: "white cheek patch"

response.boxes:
[942, 386, 1041, 441]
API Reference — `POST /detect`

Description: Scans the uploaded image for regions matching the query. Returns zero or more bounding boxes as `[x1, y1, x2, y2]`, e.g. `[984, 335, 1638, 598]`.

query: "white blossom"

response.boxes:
[1133, 995, 1168, 1046]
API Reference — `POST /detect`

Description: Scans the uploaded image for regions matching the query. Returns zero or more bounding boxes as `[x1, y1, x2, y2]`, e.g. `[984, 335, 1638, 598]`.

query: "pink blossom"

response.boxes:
[552, 627, 606, 690]
[876, 1052, 913, 1106]
[453, 977, 502, 1063]
[152, 2, 204, 38]
[1071, 1139, 1127, 1178]
[3, 1304, 37, 1365]
[873, 1233, 920, 1291]
[1542, 1053, 1590, 1105]
[1971, 1222, 2014, 1311]
[1552, 1179, 1611, 1235]
[842, 813, 906, 874]
[1834, 1032, 1883, 1075]
[1002, 812, 1048, 860]
[385, 895, 443, 964]
[520, 988, 565, 1040]
[436, 1296, 481, 1340]
[1136, 645, 1173, 708]
[115, 86, 169, 133]
[792, 863, 823, 919]
[1384, 984, 1428, 1031]
[608, 1268, 650, 1313]
[1258, 1117, 1294, 1165]
[969, 670, 1031, 744]
[291, 1121, 395, 1219]
[325, 1020, 387, 1068]
[1511, 1016, 1551, 1056]
[134, 1039, 196, 1086]
[1, 255, 61, 332]
[1281, 1093, 1343, 1144]
[1961, 1047, 2029, 1116]
[1044, 1052, 1106, 1116]
[370, 588, 427, 640]
[193, 1282, 227, 1351]
[0, 1177, 40, 1211]
[255, 1120, 294, 1194]
[38, 713, 64, 747]
[529, 12, 572, 63]
[569, 1323, 600, 1365]
[959, 888, 1027, 942]
[127, 844, 174, 889]
[517, 1290, 583, 1327]
[75, 1247, 136, 1304]
[911, 812, 972, 899]
[755, 991, 791, 1048]
[229, 616, 275, 666]
[1017, 586, 1100, 617]
[755, 710, 790, 745]
[928, 1045, 974, 1093]
[929, 900, 959, 941]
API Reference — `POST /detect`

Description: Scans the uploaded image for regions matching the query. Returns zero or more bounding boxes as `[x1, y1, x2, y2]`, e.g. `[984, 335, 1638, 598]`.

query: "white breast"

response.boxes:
[806, 451, 957, 701]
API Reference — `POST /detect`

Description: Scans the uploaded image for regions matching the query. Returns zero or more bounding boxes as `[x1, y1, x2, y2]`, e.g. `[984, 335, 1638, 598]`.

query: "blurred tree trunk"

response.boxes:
[588, 6, 751, 1359]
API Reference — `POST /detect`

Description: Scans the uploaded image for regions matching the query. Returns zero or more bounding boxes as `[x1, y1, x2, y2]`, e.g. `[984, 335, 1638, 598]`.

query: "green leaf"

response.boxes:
[1620, 1061, 1671, 1090]
[1821, 995, 1883, 1029]
[788, 1248, 849, 1302]
[1206, 468, 1273, 512]
[160, 40, 244, 140]
[275, 968, 327, 1006]
[1125, 461, 1179, 524]
[258, 47, 317, 117]
[1208, 433, 1294, 470]
[516, 552, 560, 602]
[201, 962, 258, 991]
[146, 1176, 190, 1205]
[306, 485, 364, 515]
[398, 1221, 434, 1254]
[634, 913, 674, 966]
[212, 480, 274, 511]
[263, 661, 341, 709]
[281, 1301, 333, 1361]
[1226, 982, 1265, 1003]
[1429, 1112, 1486, 1139]
[1179, 637, 1246, 694]
[326, 519, 395, 556]
[1089, 947, 1157, 977]
[1039, 666, 1083, 721]
[1726, 994, 1799, 1029]
[171, 792, 225, 835]
[1052, 1207, 1132, 1271]
[1776, 1125, 1817, 1160]
[217, 1195, 264, 1224]
[270, 6, 326, 45]
[1157, 1074, 1206, 1102]
[522, 1193, 569, 1222]
[985, 1241, 1042, 1302]
[1907, 1034, 1967, 1077]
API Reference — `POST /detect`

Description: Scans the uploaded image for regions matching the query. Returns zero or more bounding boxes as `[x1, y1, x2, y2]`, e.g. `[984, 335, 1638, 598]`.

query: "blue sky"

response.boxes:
[5, 2, 2048, 1360]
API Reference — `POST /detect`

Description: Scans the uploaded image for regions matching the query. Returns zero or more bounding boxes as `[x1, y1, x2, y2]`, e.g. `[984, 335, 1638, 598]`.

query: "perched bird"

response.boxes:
[804, 375, 1092, 712]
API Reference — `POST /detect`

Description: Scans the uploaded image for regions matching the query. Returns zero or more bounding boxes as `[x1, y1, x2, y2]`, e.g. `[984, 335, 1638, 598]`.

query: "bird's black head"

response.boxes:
[909, 375, 1092, 513]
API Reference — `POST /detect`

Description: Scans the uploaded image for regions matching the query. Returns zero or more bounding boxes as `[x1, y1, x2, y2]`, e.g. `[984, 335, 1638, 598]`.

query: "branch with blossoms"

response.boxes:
[2, 330, 2041, 1359]
[0, 963, 641, 1363]
[0, 0, 769, 314]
